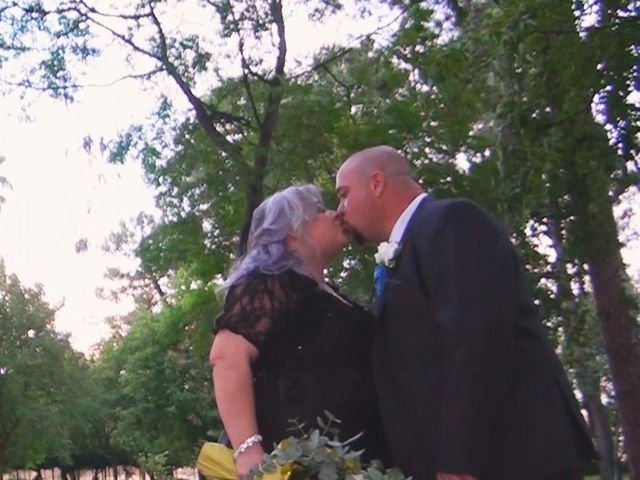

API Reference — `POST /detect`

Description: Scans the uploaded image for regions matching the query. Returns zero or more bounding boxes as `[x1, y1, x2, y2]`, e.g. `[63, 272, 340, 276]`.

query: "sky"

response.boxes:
[0, 83, 159, 353]
[0, 3, 402, 354]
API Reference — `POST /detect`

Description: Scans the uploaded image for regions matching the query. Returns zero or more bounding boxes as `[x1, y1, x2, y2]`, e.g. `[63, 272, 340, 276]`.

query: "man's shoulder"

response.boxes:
[411, 196, 502, 241]
[418, 195, 488, 220]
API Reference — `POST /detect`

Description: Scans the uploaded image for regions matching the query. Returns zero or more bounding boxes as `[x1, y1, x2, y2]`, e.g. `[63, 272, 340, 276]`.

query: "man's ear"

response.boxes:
[370, 170, 385, 197]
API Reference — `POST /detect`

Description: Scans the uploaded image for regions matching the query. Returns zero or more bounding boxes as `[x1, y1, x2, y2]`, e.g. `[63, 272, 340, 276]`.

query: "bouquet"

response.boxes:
[197, 413, 409, 480]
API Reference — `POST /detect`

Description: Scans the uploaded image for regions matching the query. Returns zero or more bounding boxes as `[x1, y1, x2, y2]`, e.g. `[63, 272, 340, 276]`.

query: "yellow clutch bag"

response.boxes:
[196, 442, 287, 480]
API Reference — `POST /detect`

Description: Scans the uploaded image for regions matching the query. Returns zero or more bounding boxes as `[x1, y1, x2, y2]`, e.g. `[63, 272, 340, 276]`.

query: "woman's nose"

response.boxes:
[331, 210, 347, 224]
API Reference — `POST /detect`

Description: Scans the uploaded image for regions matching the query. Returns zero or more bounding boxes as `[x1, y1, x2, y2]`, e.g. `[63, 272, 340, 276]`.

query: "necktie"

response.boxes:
[373, 264, 388, 297]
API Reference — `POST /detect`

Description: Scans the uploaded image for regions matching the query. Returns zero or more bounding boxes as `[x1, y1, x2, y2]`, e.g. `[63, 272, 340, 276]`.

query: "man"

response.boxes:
[335, 145, 596, 480]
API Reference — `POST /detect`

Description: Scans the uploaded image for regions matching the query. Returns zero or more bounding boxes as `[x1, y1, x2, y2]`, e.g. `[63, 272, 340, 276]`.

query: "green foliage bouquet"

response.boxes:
[249, 413, 409, 480]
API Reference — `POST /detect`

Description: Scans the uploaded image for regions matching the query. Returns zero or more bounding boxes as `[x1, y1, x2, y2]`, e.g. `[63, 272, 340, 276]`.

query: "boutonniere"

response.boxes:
[374, 241, 402, 268]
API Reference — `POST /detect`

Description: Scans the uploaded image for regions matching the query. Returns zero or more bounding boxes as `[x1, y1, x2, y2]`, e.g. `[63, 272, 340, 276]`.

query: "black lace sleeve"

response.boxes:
[214, 270, 300, 350]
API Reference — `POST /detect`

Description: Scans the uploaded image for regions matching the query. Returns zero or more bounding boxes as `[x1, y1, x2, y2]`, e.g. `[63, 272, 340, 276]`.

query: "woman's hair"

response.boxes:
[223, 184, 325, 291]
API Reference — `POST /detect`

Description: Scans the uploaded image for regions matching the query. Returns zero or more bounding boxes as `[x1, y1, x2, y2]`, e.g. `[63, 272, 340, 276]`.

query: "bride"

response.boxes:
[209, 184, 389, 477]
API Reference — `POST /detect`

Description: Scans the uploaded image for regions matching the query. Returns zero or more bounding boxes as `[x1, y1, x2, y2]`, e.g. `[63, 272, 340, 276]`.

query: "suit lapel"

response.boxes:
[372, 284, 388, 316]
[371, 194, 432, 318]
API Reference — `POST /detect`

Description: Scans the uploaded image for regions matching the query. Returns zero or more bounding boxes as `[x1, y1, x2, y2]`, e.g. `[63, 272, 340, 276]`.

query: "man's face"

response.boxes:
[335, 164, 375, 244]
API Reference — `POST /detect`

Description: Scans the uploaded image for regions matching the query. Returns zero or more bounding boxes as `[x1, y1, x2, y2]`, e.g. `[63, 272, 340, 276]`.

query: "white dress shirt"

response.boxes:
[388, 192, 428, 243]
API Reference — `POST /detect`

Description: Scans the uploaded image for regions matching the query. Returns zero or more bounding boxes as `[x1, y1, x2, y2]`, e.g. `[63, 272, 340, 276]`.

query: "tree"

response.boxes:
[0, 261, 82, 472]
[547, 204, 619, 479]
[386, 0, 640, 475]
[4, 0, 638, 473]
[0, 1, 97, 101]
[67, 0, 355, 253]
[97, 294, 221, 469]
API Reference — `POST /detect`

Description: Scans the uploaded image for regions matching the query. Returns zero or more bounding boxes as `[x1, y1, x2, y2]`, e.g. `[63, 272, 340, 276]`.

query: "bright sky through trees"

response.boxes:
[0, 4, 402, 353]
[0, 84, 158, 353]
[0, 0, 637, 354]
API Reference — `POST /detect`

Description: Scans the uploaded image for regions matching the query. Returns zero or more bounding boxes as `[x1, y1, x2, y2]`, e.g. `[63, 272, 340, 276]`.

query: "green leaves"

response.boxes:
[0, 261, 86, 471]
[251, 415, 409, 480]
[101, 300, 220, 468]
[0, 1, 98, 101]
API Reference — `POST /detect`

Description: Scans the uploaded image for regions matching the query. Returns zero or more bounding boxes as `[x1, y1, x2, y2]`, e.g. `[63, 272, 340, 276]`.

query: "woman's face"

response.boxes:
[302, 207, 349, 259]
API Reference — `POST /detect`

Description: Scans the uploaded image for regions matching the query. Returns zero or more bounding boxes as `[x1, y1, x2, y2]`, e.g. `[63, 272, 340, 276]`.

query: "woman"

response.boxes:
[209, 184, 388, 477]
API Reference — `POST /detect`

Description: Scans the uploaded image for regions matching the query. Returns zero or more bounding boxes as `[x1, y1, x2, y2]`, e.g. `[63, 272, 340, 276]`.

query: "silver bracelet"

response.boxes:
[233, 433, 262, 460]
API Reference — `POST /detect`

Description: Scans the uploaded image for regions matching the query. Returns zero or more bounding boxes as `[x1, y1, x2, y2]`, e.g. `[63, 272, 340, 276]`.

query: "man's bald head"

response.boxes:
[336, 145, 423, 243]
[341, 145, 414, 183]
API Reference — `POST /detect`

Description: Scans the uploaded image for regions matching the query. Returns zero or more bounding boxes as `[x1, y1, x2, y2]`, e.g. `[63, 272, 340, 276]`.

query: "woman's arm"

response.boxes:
[210, 329, 264, 477]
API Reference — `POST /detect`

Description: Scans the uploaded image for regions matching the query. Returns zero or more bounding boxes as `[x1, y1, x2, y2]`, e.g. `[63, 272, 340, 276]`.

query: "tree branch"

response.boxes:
[76, 0, 152, 21]
[289, 46, 353, 80]
[238, 0, 287, 254]
[147, 5, 239, 154]
[228, 2, 262, 126]
[80, 10, 159, 61]
[1, 68, 163, 92]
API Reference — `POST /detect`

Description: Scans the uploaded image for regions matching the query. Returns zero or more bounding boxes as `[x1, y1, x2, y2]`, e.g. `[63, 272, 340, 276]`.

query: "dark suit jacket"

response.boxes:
[371, 196, 596, 480]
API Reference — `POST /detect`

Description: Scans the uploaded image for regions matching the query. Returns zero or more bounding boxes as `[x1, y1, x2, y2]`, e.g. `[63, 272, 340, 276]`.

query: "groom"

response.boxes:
[336, 146, 596, 480]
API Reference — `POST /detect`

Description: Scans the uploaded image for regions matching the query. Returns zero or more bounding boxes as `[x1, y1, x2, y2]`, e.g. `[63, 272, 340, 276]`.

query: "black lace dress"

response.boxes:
[214, 268, 389, 463]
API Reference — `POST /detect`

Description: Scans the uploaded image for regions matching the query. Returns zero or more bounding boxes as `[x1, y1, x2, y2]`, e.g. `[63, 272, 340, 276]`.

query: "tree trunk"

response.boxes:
[587, 394, 617, 480]
[588, 250, 640, 479]
[579, 185, 640, 480]
[238, 0, 287, 254]
[578, 371, 617, 480]
[547, 200, 619, 479]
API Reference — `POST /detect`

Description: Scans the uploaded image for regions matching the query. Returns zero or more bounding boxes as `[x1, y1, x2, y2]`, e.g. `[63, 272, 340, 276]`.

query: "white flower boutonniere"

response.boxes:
[374, 241, 402, 268]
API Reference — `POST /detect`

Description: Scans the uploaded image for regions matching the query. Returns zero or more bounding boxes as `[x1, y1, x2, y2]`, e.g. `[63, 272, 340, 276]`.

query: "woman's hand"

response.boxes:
[235, 443, 265, 479]
[436, 474, 477, 480]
